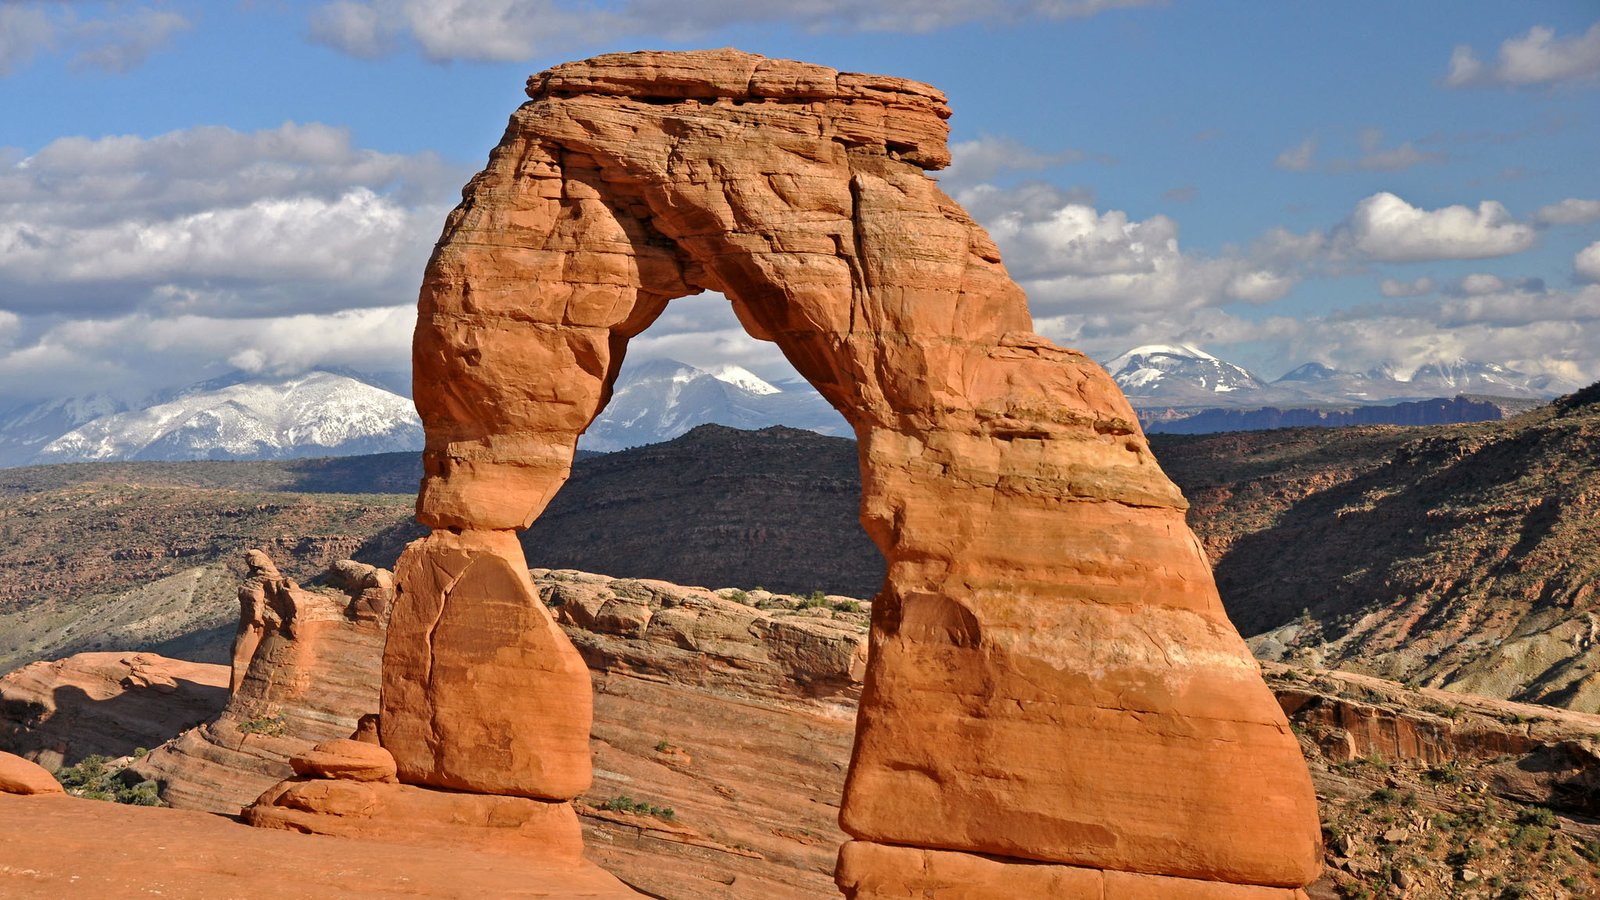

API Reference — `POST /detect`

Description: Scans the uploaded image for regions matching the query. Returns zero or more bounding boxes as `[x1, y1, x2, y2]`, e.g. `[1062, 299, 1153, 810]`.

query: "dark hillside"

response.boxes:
[1153, 383, 1600, 709]
[518, 425, 884, 597]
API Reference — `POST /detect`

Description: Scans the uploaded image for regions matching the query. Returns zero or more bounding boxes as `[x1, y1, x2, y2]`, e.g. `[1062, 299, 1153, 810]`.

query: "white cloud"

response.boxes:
[1380, 277, 1437, 297]
[1224, 270, 1294, 303]
[958, 184, 1298, 315]
[0, 3, 190, 77]
[907, 183, 1583, 385]
[1578, 241, 1600, 282]
[0, 6, 53, 76]
[940, 136, 1090, 188]
[1274, 138, 1316, 172]
[1534, 198, 1600, 226]
[0, 305, 419, 405]
[1338, 192, 1536, 262]
[1445, 21, 1600, 89]
[0, 122, 464, 403]
[0, 123, 460, 319]
[69, 8, 190, 74]
[0, 189, 433, 315]
[307, 0, 1161, 62]
[1455, 273, 1507, 296]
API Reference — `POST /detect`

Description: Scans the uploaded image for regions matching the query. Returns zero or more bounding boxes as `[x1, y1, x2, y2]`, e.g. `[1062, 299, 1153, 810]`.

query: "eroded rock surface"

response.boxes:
[540, 568, 868, 701]
[0, 794, 638, 899]
[397, 47, 1320, 892]
[0, 652, 226, 769]
[0, 750, 62, 795]
[130, 550, 388, 811]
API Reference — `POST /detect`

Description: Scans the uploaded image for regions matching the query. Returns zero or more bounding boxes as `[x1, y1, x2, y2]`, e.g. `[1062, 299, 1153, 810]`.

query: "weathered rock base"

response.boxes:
[0, 749, 63, 795]
[245, 778, 585, 862]
[836, 842, 1312, 899]
[383, 530, 593, 799]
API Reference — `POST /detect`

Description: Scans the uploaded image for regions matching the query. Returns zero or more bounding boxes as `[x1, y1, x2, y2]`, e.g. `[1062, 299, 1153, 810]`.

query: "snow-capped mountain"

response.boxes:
[1267, 359, 1572, 403]
[32, 372, 422, 464]
[0, 394, 128, 467]
[580, 357, 848, 452]
[1104, 344, 1268, 404]
[1099, 343, 1575, 424]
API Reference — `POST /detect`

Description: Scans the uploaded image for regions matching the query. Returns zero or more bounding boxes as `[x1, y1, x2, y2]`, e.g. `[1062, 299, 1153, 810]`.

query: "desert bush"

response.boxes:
[54, 755, 165, 806]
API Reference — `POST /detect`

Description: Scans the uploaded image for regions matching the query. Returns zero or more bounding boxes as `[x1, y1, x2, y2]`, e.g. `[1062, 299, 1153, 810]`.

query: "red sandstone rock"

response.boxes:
[399, 47, 1321, 891]
[0, 652, 227, 769]
[382, 530, 593, 800]
[0, 793, 636, 898]
[131, 550, 389, 812]
[0, 750, 62, 795]
[540, 569, 868, 700]
[245, 778, 585, 861]
[289, 738, 397, 782]
[836, 842, 1312, 899]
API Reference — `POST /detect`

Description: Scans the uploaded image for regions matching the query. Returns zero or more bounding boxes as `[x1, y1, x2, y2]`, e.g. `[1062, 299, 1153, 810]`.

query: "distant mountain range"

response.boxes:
[1103, 343, 1576, 431]
[0, 372, 423, 467]
[0, 357, 849, 467]
[0, 344, 1578, 467]
[578, 357, 848, 453]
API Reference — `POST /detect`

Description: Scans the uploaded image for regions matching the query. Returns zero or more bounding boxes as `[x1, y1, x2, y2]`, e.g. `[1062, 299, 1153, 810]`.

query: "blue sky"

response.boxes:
[1, 0, 1598, 405]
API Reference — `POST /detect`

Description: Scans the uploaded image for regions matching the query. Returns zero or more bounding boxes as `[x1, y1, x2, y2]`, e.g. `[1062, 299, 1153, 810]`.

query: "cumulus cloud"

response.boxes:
[951, 183, 1593, 386]
[1445, 21, 1600, 89]
[1380, 277, 1437, 297]
[1452, 273, 1507, 296]
[1534, 198, 1600, 226]
[1337, 192, 1536, 262]
[307, 0, 1161, 62]
[0, 3, 190, 76]
[0, 122, 466, 404]
[0, 305, 419, 405]
[1578, 241, 1600, 282]
[955, 184, 1298, 316]
[0, 123, 461, 318]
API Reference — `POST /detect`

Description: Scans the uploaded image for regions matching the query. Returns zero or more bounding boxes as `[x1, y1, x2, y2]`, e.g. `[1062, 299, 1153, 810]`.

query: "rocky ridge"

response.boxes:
[9, 563, 1600, 897]
[1154, 384, 1600, 711]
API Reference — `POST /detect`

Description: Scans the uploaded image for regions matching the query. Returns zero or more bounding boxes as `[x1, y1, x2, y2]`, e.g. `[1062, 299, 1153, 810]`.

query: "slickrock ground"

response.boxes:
[0, 794, 638, 899]
[10, 563, 1600, 898]
[0, 652, 225, 769]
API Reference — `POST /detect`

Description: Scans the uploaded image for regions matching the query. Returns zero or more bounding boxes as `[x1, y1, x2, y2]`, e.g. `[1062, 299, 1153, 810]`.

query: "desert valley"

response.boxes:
[4, 5, 1600, 900]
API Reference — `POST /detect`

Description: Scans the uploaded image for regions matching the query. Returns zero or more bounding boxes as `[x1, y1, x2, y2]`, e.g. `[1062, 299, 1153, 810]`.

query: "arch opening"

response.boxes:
[380, 49, 1323, 897]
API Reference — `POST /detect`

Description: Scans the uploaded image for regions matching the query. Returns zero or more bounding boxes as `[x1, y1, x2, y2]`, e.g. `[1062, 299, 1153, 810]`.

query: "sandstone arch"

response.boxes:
[386, 49, 1320, 897]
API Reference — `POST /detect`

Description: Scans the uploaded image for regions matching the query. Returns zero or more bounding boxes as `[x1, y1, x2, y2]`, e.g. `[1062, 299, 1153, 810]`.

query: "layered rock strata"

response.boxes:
[131, 551, 388, 811]
[0, 652, 226, 769]
[394, 47, 1321, 892]
[540, 569, 868, 701]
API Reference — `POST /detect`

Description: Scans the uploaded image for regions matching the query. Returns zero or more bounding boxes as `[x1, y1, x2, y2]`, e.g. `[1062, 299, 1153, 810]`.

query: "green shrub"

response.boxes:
[239, 712, 288, 736]
[54, 755, 165, 806]
[598, 794, 676, 821]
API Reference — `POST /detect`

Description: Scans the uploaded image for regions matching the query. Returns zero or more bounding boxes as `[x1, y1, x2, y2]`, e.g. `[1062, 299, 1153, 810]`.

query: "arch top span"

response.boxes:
[391, 48, 1322, 897]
